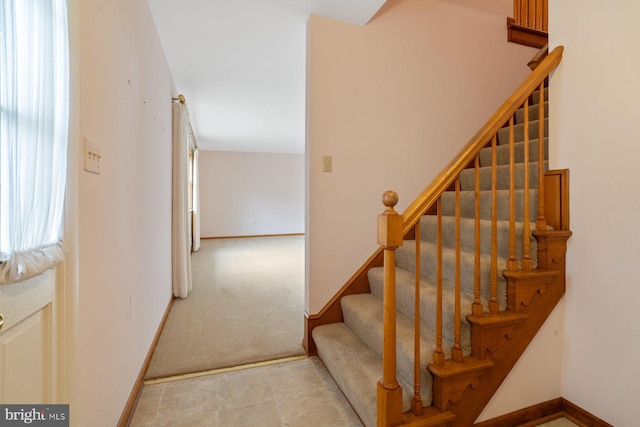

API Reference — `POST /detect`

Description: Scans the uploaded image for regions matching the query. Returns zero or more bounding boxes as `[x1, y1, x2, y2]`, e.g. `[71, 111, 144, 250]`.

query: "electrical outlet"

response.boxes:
[84, 138, 102, 174]
[322, 155, 332, 172]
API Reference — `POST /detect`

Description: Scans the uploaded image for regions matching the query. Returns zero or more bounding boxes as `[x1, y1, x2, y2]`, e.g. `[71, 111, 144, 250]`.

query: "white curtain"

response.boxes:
[172, 102, 192, 298]
[0, 0, 69, 284]
[191, 146, 201, 252]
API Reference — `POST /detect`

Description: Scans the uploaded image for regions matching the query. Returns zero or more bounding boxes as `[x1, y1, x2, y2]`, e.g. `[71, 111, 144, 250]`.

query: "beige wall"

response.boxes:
[306, 0, 536, 314]
[70, 0, 174, 424]
[198, 151, 304, 237]
[550, 2, 640, 425]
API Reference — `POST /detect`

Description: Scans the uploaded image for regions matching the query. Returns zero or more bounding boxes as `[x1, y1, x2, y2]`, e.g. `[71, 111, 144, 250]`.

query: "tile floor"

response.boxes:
[531, 417, 580, 427]
[130, 357, 363, 426]
[131, 356, 580, 427]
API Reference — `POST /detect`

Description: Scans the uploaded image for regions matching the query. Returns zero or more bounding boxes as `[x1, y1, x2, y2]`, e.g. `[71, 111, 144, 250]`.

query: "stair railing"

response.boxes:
[508, 0, 548, 48]
[377, 45, 563, 425]
[513, 0, 547, 32]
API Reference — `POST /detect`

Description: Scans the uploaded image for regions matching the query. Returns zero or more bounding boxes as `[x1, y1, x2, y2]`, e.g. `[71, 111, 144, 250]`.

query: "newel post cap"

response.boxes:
[378, 191, 403, 248]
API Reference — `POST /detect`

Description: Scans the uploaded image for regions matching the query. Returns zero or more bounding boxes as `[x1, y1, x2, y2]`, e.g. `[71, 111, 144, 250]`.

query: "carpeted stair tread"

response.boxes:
[395, 240, 508, 302]
[313, 322, 411, 427]
[514, 101, 548, 124]
[419, 215, 538, 260]
[368, 266, 478, 350]
[478, 137, 548, 167]
[531, 86, 548, 104]
[497, 118, 548, 145]
[441, 189, 539, 221]
[341, 293, 442, 407]
[459, 160, 548, 191]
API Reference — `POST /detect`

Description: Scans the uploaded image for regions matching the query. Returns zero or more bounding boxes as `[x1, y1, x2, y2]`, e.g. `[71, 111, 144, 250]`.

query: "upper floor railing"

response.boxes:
[508, 0, 548, 48]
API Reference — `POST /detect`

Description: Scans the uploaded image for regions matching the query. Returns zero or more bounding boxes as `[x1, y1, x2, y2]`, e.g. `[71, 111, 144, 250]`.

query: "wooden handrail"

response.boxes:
[528, 44, 549, 70]
[399, 46, 563, 235]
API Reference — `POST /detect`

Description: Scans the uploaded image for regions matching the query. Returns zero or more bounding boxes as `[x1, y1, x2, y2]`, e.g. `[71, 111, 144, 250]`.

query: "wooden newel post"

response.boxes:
[377, 190, 404, 427]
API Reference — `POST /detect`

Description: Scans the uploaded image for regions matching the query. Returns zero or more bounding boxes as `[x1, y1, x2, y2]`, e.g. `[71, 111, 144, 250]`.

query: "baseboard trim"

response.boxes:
[117, 295, 174, 427]
[201, 233, 304, 240]
[474, 398, 613, 427]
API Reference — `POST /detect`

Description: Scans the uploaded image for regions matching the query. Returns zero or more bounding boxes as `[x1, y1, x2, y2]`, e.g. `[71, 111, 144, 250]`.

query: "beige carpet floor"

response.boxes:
[144, 235, 305, 380]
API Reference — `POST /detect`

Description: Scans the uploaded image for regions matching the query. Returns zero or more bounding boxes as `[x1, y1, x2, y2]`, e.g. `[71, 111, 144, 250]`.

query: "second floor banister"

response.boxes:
[513, 0, 547, 32]
[508, 0, 548, 48]
[377, 45, 564, 425]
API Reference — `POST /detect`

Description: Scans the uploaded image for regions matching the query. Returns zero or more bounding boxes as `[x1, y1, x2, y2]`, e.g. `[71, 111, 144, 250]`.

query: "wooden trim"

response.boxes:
[473, 398, 613, 427]
[201, 233, 304, 240]
[544, 169, 570, 231]
[117, 296, 174, 427]
[561, 399, 613, 427]
[507, 17, 548, 49]
[528, 44, 549, 70]
[303, 250, 382, 355]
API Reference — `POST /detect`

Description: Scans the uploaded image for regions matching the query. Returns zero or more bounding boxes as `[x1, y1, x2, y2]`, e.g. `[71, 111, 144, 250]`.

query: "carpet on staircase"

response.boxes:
[312, 88, 549, 427]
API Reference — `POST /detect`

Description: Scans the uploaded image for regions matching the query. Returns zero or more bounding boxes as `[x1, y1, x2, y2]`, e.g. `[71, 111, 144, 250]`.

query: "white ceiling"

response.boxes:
[147, 0, 387, 153]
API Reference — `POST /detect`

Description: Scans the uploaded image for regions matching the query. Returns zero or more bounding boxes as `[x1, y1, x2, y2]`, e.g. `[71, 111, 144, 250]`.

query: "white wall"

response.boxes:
[198, 151, 304, 237]
[550, 2, 640, 425]
[71, 0, 174, 424]
[306, 0, 537, 314]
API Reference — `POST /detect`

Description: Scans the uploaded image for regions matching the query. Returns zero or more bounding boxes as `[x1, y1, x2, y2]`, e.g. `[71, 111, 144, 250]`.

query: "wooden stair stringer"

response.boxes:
[436, 251, 569, 426]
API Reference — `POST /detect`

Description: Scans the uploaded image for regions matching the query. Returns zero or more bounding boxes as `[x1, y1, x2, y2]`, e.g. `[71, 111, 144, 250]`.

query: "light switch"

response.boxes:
[322, 155, 332, 172]
[84, 138, 102, 174]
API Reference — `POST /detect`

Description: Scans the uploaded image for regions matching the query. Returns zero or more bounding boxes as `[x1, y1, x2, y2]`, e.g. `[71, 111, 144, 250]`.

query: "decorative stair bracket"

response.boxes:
[466, 312, 529, 360]
[533, 229, 572, 282]
[504, 269, 559, 313]
[427, 357, 494, 412]
[377, 191, 404, 427]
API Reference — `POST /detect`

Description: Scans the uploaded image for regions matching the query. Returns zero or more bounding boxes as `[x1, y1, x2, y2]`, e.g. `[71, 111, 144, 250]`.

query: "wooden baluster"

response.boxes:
[536, 0, 544, 30]
[412, 221, 423, 416]
[528, 0, 535, 28]
[522, 100, 533, 270]
[489, 136, 499, 314]
[514, 0, 521, 26]
[452, 178, 463, 362]
[472, 156, 483, 316]
[508, 116, 518, 272]
[377, 191, 403, 427]
[536, 82, 547, 232]
[433, 198, 445, 366]
[542, 0, 548, 31]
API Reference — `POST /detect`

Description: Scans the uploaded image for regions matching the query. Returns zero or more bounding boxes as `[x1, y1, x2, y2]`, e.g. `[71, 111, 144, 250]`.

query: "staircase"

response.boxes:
[305, 47, 570, 426]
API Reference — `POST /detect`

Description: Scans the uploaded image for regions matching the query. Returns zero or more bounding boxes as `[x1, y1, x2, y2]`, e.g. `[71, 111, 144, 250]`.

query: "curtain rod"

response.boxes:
[172, 94, 186, 104]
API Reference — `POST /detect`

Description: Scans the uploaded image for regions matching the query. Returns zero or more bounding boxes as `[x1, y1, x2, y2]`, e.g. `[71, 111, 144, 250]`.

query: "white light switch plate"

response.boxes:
[84, 138, 102, 174]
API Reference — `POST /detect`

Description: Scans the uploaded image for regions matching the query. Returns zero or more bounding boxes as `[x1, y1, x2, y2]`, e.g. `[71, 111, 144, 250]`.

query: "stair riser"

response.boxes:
[396, 241, 508, 301]
[497, 118, 548, 145]
[441, 189, 539, 221]
[514, 101, 548, 124]
[420, 215, 538, 261]
[531, 87, 548, 104]
[368, 267, 474, 351]
[478, 138, 548, 167]
[459, 161, 547, 192]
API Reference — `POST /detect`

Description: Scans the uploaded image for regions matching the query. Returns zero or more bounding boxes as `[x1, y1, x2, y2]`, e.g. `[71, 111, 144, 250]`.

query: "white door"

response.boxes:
[0, 270, 54, 403]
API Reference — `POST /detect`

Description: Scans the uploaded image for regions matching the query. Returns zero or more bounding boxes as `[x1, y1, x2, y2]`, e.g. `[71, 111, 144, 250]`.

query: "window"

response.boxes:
[0, 0, 69, 284]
